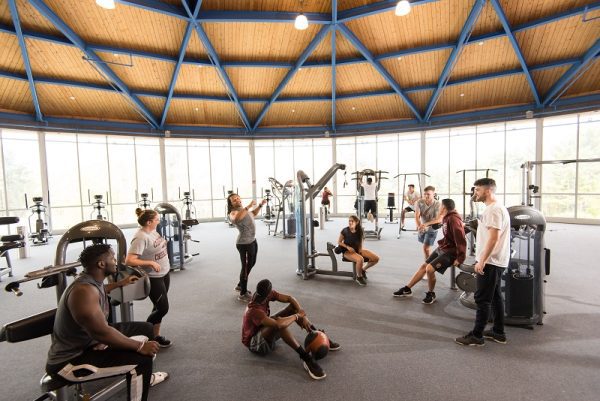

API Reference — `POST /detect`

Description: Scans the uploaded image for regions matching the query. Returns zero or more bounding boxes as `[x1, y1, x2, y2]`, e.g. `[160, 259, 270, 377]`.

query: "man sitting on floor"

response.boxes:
[393, 198, 466, 304]
[241, 279, 340, 380]
[45, 244, 168, 401]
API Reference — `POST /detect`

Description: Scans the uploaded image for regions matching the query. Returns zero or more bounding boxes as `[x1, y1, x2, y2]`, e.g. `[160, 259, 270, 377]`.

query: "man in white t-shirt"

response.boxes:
[456, 178, 510, 347]
[361, 174, 378, 222]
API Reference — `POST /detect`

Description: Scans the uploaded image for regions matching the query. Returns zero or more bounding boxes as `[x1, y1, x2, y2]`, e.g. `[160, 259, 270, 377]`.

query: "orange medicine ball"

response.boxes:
[304, 330, 330, 360]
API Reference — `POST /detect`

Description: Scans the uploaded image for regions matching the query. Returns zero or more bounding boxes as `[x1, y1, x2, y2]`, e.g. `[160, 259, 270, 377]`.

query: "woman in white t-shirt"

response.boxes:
[125, 208, 172, 348]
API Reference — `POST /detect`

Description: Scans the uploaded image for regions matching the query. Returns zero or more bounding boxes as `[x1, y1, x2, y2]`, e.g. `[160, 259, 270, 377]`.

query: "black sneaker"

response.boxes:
[355, 276, 367, 286]
[362, 269, 368, 280]
[328, 339, 341, 351]
[483, 330, 507, 344]
[302, 358, 326, 380]
[455, 333, 484, 347]
[154, 336, 172, 348]
[422, 291, 436, 304]
[393, 286, 412, 297]
[401, 226, 407, 231]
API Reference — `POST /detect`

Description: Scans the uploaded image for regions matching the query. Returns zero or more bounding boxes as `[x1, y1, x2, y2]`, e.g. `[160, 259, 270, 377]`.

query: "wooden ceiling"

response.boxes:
[0, 0, 598, 135]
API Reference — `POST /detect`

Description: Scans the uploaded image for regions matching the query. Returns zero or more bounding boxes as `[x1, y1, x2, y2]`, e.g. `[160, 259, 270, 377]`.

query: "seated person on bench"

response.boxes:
[45, 244, 168, 401]
[241, 279, 340, 381]
[338, 215, 380, 286]
[393, 199, 466, 304]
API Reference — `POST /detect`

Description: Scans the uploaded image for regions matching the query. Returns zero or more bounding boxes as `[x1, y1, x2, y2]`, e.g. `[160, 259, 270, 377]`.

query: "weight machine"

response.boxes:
[395, 172, 429, 238]
[180, 189, 197, 221]
[296, 163, 350, 280]
[155, 203, 198, 270]
[521, 158, 600, 207]
[89, 193, 109, 221]
[25, 194, 52, 245]
[137, 191, 153, 210]
[351, 169, 386, 240]
[268, 177, 296, 238]
[0, 217, 26, 282]
[1, 220, 150, 401]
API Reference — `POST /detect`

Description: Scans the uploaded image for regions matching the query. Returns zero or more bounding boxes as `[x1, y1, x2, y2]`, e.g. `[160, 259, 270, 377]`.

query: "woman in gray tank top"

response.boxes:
[227, 193, 266, 302]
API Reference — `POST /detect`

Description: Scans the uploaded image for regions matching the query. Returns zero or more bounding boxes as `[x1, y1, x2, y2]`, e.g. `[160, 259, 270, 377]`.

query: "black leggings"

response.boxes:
[46, 322, 154, 401]
[147, 273, 170, 326]
[236, 240, 258, 295]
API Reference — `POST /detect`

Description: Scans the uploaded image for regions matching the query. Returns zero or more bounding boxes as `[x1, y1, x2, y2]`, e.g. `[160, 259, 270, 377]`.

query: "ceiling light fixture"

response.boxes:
[96, 0, 115, 10]
[478, 41, 484, 46]
[352, 106, 356, 110]
[460, 93, 465, 97]
[195, 107, 199, 111]
[69, 96, 76, 100]
[295, 0, 309, 30]
[395, 0, 411, 16]
[292, 109, 296, 113]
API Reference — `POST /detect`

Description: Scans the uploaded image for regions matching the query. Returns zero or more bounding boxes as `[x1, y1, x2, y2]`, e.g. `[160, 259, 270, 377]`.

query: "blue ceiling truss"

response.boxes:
[8, 0, 43, 122]
[0, 0, 598, 136]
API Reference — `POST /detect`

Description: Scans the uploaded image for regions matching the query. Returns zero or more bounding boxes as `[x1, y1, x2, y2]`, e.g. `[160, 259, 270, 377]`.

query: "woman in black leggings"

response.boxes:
[227, 193, 266, 302]
[125, 208, 172, 348]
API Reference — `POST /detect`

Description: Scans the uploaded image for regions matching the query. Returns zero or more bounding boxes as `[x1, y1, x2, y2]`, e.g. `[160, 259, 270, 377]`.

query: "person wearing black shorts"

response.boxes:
[393, 199, 466, 304]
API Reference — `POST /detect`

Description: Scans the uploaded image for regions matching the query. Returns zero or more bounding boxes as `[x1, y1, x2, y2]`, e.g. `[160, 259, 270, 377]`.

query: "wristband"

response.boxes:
[295, 314, 299, 322]
[136, 340, 146, 353]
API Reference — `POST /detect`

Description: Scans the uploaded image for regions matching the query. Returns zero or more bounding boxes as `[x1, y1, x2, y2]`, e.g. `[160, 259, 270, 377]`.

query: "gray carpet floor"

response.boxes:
[1, 218, 599, 401]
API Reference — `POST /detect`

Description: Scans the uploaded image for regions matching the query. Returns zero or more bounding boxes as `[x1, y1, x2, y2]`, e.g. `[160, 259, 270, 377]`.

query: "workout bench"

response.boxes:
[1, 217, 26, 282]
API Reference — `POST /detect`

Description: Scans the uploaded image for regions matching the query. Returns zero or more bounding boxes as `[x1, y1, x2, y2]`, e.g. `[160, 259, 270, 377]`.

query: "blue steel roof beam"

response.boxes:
[2, 3, 598, 70]
[115, 0, 189, 20]
[332, 0, 338, 133]
[182, 2, 252, 131]
[251, 25, 332, 131]
[3, 54, 596, 104]
[197, 10, 331, 24]
[8, 0, 42, 122]
[424, 0, 486, 122]
[160, 1, 202, 128]
[338, 0, 439, 23]
[3, 93, 600, 137]
[338, 23, 422, 121]
[490, 0, 540, 106]
[28, 0, 159, 129]
[543, 39, 600, 107]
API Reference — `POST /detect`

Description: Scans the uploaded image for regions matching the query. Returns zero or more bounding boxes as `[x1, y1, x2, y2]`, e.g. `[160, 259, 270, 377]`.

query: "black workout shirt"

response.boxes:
[341, 227, 362, 253]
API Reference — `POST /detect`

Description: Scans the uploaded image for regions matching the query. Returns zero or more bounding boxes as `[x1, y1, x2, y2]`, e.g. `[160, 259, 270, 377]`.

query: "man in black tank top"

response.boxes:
[45, 244, 168, 401]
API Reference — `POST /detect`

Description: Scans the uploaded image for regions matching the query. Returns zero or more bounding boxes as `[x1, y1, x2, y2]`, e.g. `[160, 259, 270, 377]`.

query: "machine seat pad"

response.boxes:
[1, 234, 24, 243]
[182, 219, 199, 227]
[0, 217, 19, 225]
[1, 309, 56, 343]
[459, 263, 476, 274]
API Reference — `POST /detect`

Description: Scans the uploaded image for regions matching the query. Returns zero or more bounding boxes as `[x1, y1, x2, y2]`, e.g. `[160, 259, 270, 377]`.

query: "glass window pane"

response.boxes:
[255, 140, 275, 197]
[425, 129, 449, 196]
[1, 130, 42, 214]
[0, 135, 4, 212]
[578, 163, 600, 194]
[46, 133, 81, 209]
[52, 206, 84, 231]
[274, 139, 294, 182]
[578, 195, 600, 219]
[578, 119, 600, 159]
[231, 140, 252, 198]
[505, 121, 536, 198]
[107, 136, 137, 225]
[188, 139, 212, 218]
[336, 137, 356, 213]
[542, 118, 577, 198]
[449, 127, 476, 214]
[210, 140, 232, 217]
[356, 136, 376, 171]
[78, 135, 109, 208]
[294, 139, 313, 181]
[135, 137, 163, 204]
[376, 134, 398, 212]
[543, 117, 577, 159]
[542, 195, 575, 218]
[476, 124, 505, 197]
[312, 138, 333, 183]
[165, 138, 189, 202]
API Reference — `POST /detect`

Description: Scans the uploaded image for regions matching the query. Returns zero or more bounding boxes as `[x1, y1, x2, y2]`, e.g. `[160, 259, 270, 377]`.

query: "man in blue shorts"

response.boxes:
[414, 186, 440, 260]
[393, 199, 466, 304]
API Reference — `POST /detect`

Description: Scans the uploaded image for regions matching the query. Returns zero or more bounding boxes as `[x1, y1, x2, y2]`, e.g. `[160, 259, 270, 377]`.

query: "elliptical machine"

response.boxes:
[180, 190, 197, 221]
[25, 195, 52, 245]
[137, 191, 153, 210]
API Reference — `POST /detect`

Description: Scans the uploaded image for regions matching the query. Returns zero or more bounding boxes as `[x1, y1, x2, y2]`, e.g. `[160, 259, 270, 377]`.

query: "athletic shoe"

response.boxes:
[234, 284, 241, 292]
[362, 269, 368, 280]
[302, 358, 326, 380]
[355, 276, 367, 286]
[454, 333, 484, 347]
[328, 339, 341, 351]
[401, 226, 407, 231]
[422, 291, 436, 304]
[483, 330, 507, 344]
[393, 286, 412, 297]
[237, 291, 252, 302]
[154, 336, 172, 348]
[149, 371, 169, 387]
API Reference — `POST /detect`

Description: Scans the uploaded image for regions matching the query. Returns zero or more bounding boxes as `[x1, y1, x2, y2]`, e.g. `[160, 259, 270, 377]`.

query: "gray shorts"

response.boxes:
[418, 229, 438, 246]
[248, 330, 279, 356]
